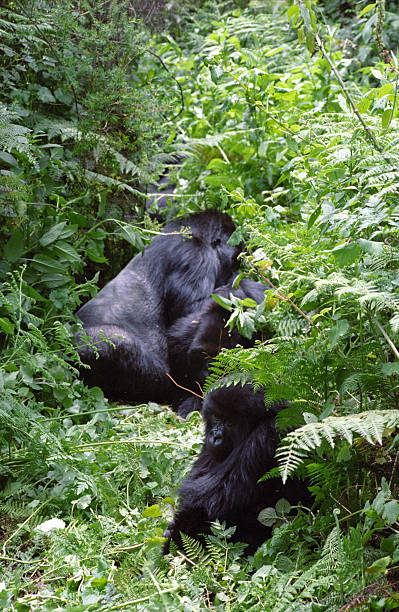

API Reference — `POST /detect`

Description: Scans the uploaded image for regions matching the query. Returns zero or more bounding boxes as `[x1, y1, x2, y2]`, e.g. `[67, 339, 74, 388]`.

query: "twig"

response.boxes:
[315, 33, 382, 153]
[76, 438, 192, 450]
[374, 318, 399, 360]
[166, 372, 203, 399]
[250, 266, 313, 325]
[103, 588, 179, 611]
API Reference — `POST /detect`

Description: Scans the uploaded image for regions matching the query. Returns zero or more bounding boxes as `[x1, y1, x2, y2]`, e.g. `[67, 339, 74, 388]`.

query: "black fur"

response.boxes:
[164, 383, 312, 555]
[75, 212, 239, 403]
[167, 279, 269, 416]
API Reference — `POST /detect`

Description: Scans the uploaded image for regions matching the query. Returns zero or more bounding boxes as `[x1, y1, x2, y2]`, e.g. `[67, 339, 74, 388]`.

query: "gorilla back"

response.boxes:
[75, 212, 239, 404]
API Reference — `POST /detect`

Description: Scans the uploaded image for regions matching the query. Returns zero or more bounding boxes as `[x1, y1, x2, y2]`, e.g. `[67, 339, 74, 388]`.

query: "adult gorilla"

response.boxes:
[164, 383, 312, 555]
[75, 212, 239, 403]
[167, 279, 269, 417]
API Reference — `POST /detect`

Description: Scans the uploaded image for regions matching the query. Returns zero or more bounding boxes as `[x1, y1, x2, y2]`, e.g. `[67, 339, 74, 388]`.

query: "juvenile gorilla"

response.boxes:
[167, 279, 269, 417]
[75, 212, 239, 403]
[164, 384, 312, 555]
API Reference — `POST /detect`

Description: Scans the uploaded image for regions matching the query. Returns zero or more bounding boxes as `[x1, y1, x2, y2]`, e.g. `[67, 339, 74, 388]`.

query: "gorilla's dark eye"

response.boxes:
[211, 238, 221, 248]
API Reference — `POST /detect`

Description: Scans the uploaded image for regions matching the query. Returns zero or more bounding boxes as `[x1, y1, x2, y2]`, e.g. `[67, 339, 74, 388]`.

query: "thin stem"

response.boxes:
[315, 33, 382, 153]
[374, 318, 399, 360]
[251, 266, 313, 325]
[166, 372, 203, 399]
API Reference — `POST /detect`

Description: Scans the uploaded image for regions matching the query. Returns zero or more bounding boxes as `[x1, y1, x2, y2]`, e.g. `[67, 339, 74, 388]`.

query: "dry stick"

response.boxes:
[374, 318, 399, 360]
[251, 266, 313, 325]
[315, 33, 382, 153]
[166, 372, 203, 399]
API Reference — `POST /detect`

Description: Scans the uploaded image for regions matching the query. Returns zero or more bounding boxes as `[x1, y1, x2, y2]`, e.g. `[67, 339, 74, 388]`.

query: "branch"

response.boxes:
[166, 373, 203, 399]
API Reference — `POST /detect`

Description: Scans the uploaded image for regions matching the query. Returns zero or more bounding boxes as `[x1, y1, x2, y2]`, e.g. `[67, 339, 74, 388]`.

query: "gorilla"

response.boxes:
[167, 279, 270, 417]
[75, 212, 240, 404]
[164, 383, 312, 555]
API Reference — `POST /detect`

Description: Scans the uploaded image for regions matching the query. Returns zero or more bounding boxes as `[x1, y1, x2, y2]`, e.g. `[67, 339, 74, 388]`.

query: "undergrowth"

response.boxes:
[2, 0, 399, 609]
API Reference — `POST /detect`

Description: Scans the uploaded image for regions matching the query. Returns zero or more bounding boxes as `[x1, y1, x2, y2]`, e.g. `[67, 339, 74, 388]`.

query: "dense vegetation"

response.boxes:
[1, 0, 399, 609]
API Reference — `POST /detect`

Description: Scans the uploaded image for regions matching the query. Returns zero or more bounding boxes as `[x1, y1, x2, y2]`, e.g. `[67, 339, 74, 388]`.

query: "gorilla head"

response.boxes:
[151, 211, 240, 324]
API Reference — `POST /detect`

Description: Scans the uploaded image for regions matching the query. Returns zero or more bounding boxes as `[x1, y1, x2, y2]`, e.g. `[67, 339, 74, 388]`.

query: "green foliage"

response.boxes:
[2, 0, 399, 609]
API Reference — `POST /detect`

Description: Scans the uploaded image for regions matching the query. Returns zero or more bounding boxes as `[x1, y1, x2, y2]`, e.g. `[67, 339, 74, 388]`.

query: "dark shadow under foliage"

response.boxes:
[164, 383, 313, 555]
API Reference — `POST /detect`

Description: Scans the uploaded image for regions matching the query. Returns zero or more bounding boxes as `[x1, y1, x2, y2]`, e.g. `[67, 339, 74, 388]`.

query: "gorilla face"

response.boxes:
[202, 389, 262, 461]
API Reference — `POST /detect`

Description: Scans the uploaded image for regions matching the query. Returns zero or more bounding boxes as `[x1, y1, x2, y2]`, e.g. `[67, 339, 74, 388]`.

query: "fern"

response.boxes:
[277, 410, 399, 482]
[0, 104, 34, 161]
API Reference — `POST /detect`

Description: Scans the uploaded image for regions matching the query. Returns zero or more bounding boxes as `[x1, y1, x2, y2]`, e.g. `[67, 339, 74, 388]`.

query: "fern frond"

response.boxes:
[277, 410, 399, 482]
[180, 532, 211, 564]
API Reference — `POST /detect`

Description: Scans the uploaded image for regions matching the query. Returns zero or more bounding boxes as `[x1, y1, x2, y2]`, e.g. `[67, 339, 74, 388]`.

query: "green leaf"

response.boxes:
[241, 298, 257, 308]
[287, 5, 300, 22]
[275, 498, 291, 515]
[206, 158, 229, 171]
[237, 311, 256, 339]
[365, 556, 391, 577]
[0, 318, 14, 335]
[3, 230, 24, 262]
[40, 222, 67, 247]
[378, 82, 394, 99]
[307, 204, 321, 229]
[357, 239, 384, 257]
[51, 241, 81, 262]
[86, 241, 108, 264]
[332, 242, 362, 266]
[383, 501, 399, 525]
[142, 504, 162, 518]
[358, 3, 376, 18]
[381, 108, 392, 131]
[32, 254, 66, 274]
[74, 494, 92, 509]
[37, 86, 56, 103]
[380, 537, 396, 554]
[119, 226, 144, 250]
[337, 93, 350, 113]
[54, 87, 73, 104]
[305, 30, 315, 54]
[258, 507, 277, 527]
[41, 273, 70, 288]
[0, 151, 19, 167]
[380, 363, 399, 377]
[212, 293, 233, 310]
[68, 211, 88, 228]
[203, 174, 233, 187]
